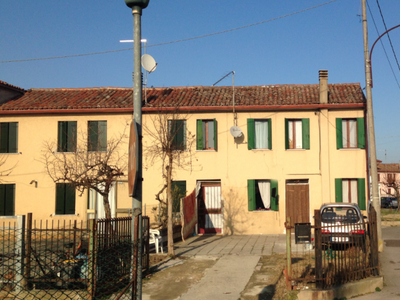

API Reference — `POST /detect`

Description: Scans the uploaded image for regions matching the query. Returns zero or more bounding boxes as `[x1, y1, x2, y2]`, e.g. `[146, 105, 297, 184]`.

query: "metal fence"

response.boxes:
[285, 206, 379, 290]
[0, 214, 149, 299]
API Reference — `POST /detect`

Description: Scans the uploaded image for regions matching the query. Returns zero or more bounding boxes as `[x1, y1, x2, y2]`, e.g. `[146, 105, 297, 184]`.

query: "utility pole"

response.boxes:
[361, 0, 382, 252]
[124, 0, 150, 299]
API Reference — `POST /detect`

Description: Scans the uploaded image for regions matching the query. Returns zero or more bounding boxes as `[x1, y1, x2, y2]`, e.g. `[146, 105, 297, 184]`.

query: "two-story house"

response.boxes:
[377, 161, 400, 199]
[0, 70, 368, 234]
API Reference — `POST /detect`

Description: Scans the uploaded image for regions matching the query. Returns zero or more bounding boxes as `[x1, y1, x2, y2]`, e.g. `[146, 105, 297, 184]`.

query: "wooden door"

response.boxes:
[198, 183, 222, 234]
[285, 180, 309, 227]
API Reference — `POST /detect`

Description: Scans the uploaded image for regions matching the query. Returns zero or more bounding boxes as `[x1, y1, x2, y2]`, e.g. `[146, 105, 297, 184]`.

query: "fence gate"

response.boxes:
[0, 214, 149, 299]
[285, 206, 379, 290]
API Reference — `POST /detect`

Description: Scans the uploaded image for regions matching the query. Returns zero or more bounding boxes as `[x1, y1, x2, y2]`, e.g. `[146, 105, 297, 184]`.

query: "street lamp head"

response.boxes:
[124, 0, 149, 9]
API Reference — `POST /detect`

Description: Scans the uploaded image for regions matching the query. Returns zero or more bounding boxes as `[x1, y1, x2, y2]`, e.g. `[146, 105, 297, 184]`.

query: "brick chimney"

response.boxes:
[319, 70, 328, 104]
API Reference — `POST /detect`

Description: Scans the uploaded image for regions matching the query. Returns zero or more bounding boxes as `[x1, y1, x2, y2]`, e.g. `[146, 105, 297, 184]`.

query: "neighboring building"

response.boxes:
[0, 80, 25, 104]
[377, 162, 400, 198]
[0, 71, 369, 234]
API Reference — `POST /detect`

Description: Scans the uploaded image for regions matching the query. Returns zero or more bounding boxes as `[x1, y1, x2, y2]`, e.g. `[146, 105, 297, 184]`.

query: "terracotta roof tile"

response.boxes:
[377, 163, 400, 173]
[0, 80, 26, 93]
[0, 83, 365, 112]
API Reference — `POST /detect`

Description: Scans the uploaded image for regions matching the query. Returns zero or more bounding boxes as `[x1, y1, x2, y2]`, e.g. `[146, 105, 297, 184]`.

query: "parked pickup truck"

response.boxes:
[320, 203, 367, 250]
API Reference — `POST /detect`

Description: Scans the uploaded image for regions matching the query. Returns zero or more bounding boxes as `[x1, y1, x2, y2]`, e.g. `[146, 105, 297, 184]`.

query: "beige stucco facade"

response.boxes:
[0, 79, 369, 235]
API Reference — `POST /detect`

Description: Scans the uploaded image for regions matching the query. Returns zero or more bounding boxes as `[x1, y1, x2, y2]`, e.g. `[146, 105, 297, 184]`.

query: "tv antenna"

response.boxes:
[213, 72, 241, 139]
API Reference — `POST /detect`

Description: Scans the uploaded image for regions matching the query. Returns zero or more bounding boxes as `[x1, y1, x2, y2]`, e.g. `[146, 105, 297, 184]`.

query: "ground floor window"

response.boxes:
[335, 178, 366, 210]
[172, 181, 186, 213]
[247, 179, 278, 211]
[0, 184, 15, 216]
[56, 183, 76, 215]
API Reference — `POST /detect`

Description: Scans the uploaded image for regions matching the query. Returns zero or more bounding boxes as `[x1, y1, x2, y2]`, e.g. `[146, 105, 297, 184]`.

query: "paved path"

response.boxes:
[174, 234, 288, 257]
[352, 226, 400, 299]
[169, 234, 294, 300]
[179, 255, 260, 300]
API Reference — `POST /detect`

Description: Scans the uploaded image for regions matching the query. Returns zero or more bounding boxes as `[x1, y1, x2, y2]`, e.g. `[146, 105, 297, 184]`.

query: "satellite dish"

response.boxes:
[141, 54, 157, 73]
[230, 126, 243, 138]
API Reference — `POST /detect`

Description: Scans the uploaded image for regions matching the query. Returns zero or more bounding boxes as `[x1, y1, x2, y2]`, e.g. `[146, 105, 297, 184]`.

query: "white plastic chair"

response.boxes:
[149, 229, 163, 253]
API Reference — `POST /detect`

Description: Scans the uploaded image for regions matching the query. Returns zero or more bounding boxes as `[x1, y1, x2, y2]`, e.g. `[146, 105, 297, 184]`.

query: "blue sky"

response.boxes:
[1, 0, 400, 162]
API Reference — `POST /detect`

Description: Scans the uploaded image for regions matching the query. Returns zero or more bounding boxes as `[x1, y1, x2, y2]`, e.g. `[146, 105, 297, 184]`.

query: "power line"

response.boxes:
[366, 0, 400, 90]
[376, 0, 400, 72]
[0, 0, 339, 64]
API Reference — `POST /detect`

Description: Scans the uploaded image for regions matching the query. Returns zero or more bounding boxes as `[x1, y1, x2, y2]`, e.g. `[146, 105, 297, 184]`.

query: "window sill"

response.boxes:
[0, 152, 21, 155]
[285, 149, 307, 151]
[338, 148, 362, 150]
[51, 213, 79, 217]
[250, 209, 277, 212]
[251, 149, 272, 151]
[196, 149, 216, 152]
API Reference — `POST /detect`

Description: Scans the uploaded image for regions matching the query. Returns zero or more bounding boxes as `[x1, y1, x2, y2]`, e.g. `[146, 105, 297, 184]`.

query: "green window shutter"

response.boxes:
[213, 119, 218, 151]
[357, 178, 366, 210]
[55, 183, 66, 214]
[336, 118, 343, 149]
[67, 122, 77, 152]
[357, 118, 365, 149]
[0, 123, 9, 153]
[302, 118, 310, 150]
[270, 179, 279, 211]
[65, 184, 76, 215]
[247, 119, 255, 150]
[172, 181, 186, 213]
[58, 122, 66, 152]
[4, 184, 15, 216]
[99, 121, 107, 151]
[335, 179, 343, 203]
[267, 119, 272, 150]
[0, 185, 5, 215]
[285, 119, 289, 150]
[196, 120, 203, 150]
[8, 123, 18, 153]
[248, 180, 256, 211]
[171, 120, 185, 150]
[88, 121, 97, 151]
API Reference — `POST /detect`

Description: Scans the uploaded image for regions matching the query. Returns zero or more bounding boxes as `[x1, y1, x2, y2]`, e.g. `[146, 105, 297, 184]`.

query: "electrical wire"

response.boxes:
[366, 0, 400, 90]
[376, 0, 400, 73]
[0, 0, 339, 64]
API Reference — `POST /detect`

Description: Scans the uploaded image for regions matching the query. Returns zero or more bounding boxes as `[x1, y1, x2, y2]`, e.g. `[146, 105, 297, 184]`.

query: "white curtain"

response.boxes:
[342, 120, 357, 148]
[288, 120, 302, 149]
[255, 120, 268, 149]
[258, 180, 270, 209]
[88, 183, 116, 219]
[342, 179, 358, 204]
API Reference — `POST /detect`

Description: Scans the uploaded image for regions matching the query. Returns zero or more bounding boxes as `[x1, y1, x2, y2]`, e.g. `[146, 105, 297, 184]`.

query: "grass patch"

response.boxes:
[381, 209, 400, 217]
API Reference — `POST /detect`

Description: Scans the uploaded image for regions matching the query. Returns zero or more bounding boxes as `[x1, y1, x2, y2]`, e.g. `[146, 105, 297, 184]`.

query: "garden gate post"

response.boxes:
[15, 215, 25, 293]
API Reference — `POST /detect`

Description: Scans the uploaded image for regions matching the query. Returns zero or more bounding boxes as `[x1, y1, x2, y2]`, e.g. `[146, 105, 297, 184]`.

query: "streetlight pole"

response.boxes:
[361, 0, 382, 252]
[124, 0, 149, 299]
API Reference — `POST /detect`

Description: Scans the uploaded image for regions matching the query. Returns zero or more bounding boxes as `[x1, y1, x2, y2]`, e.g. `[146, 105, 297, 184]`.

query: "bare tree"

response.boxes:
[0, 156, 15, 181]
[143, 106, 195, 256]
[42, 130, 128, 219]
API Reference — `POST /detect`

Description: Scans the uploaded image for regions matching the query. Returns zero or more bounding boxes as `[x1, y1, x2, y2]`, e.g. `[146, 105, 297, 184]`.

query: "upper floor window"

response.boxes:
[248, 179, 279, 211]
[285, 119, 310, 150]
[58, 121, 77, 152]
[196, 119, 217, 150]
[0, 184, 15, 216]
[336, 118, 365, 149]
[168, 120, 186, 151]
[247, 119, 272, 150]
[335, 178, 366, 210]
[55, 183, 76, 215]
[88, 121, 107, 152]
[0, 122, 18, 153]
